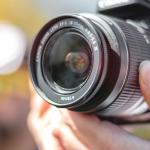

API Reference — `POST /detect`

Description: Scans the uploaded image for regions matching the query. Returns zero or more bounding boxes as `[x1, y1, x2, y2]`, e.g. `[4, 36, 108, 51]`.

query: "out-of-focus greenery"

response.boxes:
[0, 0, 47, 98]
[0, 65, 29, 99]
[133, 125, 150, 140]
[0, 0, 46, 38]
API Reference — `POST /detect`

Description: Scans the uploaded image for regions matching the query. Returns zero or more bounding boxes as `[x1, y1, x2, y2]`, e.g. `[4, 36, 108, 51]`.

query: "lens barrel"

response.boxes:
[30, 14, 150, 116]
[42, 29, 92, 92]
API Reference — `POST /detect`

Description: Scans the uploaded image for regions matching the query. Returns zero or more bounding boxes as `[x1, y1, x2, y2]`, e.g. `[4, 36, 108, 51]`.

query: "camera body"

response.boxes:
[30, 0, 150, 117]
[98, 0, 150, 32]
[98, 0, 150, 19]
[97, 0, 150, 116]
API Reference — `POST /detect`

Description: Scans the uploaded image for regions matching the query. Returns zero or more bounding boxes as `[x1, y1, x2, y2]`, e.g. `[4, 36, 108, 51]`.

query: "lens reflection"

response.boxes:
[43, 30, 92, 90]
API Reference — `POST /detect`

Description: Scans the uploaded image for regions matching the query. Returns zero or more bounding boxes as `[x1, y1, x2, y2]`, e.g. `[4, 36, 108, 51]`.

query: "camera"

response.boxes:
[30, 0, 150, 117]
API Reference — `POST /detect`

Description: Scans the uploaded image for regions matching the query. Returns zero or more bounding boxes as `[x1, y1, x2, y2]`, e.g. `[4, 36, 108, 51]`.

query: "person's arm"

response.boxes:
[28, 61, 150, 150]
[53, 110, 150, 150]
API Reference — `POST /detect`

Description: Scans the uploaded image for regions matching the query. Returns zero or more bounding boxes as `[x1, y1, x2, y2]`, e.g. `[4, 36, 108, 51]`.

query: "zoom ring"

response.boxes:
[102, 20, 150, 115]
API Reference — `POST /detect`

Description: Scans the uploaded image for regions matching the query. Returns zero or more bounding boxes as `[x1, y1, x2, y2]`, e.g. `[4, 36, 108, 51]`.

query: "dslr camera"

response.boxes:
[30, 0, 150, 117]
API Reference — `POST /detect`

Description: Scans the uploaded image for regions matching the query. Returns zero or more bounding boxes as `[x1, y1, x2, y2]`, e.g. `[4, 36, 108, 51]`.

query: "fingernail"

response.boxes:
[139, 61, 150, 87]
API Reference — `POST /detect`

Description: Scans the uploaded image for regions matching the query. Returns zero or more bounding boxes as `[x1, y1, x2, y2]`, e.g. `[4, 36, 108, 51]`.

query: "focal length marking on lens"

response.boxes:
[36, 45, 43, 63]
[50, 19, 99, 51]
[37, 18, 99, 65]
[41, 32, 50, 45]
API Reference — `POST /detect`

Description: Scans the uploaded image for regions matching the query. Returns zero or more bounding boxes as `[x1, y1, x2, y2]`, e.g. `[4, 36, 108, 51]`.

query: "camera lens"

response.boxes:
[42, 30, 92, 91]
[30, 14, 150, 116]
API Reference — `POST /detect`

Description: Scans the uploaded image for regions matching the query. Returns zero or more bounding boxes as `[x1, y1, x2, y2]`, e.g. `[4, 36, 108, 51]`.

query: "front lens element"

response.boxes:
[43, 30, 92, 90]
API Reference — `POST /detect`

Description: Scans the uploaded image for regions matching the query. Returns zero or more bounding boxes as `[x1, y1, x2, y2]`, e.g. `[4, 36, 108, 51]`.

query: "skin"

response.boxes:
[28, 61, 150, 150]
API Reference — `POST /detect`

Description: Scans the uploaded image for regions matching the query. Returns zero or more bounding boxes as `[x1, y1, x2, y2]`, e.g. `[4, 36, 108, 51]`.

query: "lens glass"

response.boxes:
[43, 30, 92, 91]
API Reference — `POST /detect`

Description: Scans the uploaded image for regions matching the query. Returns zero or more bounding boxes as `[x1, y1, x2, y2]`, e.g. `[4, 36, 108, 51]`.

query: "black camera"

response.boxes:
[30, 0, 150, 117]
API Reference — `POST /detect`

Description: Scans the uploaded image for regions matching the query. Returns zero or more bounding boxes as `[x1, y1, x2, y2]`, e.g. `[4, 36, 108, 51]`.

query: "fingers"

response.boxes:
[38, 100, 51, 118]
[29, 107, 88, 150]
[60, 110, 101, 137]
[139, 61, 150, 106]
[29, 92, 51, 118]
[53, 124, 88, 150]
[60, 110, 150, 150]
[60, 110, 125, 150]
[42, 126, 65, 150]
[28, 107, 64, 150]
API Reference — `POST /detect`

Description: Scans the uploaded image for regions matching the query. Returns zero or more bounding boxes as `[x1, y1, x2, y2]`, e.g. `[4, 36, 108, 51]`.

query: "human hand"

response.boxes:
[28, 61, 150, 150]
[139, 61, 150, 107]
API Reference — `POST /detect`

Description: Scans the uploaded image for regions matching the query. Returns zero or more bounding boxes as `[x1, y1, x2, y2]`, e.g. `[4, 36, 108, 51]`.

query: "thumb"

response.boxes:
[139, 61, 150, 107]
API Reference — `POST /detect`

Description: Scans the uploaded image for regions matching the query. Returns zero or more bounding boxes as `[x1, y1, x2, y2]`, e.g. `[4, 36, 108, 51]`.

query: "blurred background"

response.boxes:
[0, 0, 150, 150]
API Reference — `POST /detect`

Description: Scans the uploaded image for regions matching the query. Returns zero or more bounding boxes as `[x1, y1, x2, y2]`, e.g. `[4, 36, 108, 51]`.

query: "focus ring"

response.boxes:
[102, 20, 150, 115]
